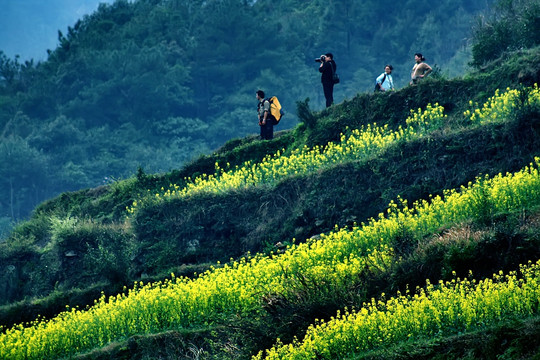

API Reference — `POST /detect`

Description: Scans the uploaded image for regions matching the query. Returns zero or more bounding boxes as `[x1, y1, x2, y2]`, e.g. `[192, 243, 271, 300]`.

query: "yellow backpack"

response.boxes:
[267, 96, 284, 125]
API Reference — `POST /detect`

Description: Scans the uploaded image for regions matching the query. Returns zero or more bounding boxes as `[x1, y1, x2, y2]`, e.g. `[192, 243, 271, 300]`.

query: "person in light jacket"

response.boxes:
[375, 65, 395, 92]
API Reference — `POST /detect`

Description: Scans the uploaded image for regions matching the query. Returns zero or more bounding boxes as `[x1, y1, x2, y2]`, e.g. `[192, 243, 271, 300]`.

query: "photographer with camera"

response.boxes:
[317, 53, 337, 108]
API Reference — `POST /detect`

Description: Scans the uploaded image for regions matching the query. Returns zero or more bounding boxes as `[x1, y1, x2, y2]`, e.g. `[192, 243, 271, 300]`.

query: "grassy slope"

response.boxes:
[1, 47, 540, 358]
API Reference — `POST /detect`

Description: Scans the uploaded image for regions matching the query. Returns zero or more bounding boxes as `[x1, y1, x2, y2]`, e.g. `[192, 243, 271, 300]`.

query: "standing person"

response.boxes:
[318, 53, 337, 107]
[375, 65, 395, 92]
[256, 90, 273, 140]
[410, 53, 432, 85]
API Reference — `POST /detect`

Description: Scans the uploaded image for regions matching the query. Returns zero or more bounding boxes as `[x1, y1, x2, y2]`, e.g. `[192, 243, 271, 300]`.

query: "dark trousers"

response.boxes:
[322, 81, 334, 107]
[260, 120, 274, 140]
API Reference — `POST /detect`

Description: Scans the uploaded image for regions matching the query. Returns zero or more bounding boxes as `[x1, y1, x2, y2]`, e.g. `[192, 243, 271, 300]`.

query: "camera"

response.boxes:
[315, 54, 326, 62]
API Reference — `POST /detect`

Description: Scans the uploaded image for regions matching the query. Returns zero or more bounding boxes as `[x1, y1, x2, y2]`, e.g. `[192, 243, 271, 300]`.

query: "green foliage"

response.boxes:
[48, 217, 134, 282]
[347, 316, 540, 360]
[0, 0, 493, 224]
[0, 215, 133, 309]
[0, 136, 49, 220]
[296, 98, 316, 129]
[471, 0, 540, 67]
[3, 2, 540, 358]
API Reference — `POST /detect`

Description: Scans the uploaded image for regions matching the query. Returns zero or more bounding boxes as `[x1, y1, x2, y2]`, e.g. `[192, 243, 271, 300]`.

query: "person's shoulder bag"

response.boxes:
[374, 73, 387, 92]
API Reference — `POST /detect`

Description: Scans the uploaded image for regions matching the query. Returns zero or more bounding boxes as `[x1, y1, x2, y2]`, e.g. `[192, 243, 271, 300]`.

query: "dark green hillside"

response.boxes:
[1, 45, 540, 337]
[132, 107, 540, 277]
[2, 0, 540, 358]
[0, 0, 491, 227]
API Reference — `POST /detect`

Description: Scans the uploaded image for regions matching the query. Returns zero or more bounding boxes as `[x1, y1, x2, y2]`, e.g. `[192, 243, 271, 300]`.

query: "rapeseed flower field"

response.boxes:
[2, 86, 540, 359]
[256, 261, 540, 359]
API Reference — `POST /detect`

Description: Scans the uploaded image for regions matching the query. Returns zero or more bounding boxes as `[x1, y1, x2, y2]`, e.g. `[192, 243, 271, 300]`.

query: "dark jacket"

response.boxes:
[319, 60, 337, 84]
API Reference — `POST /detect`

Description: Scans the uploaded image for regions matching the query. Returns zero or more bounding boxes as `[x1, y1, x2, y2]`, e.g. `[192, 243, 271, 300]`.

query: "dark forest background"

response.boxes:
[0, 0, 493, 234]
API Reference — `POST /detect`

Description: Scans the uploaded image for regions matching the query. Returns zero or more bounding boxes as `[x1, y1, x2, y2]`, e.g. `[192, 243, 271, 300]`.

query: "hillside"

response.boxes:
[0, 0, 492, 228]
[1, 44, 540, 358]
[3, 0, 540, 357]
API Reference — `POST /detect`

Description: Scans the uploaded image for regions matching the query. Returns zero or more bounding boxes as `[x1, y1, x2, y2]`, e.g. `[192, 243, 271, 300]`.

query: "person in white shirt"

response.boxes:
[375, 65, 394, 92]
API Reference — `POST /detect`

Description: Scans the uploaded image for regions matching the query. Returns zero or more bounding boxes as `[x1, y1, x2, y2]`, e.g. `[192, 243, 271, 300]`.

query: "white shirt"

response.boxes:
[376, 72, 394, 91]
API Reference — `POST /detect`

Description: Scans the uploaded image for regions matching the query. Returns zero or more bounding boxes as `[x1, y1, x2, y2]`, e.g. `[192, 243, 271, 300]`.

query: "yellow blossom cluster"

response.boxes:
[127, 85, 540, 217]
[3, 155, 540, 358]
[256, 261, 540, 359]
[126, 103, 447, 215]
[406, 102, 447, 129]
[463, 84, 540, 123]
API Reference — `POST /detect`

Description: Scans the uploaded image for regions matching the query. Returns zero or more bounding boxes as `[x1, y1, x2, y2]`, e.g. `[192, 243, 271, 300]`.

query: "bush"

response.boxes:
[471, 0, 540, 67]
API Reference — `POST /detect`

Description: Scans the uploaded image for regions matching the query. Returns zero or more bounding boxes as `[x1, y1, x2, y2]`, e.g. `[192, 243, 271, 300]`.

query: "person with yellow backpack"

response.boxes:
[256, 90, 283, 140]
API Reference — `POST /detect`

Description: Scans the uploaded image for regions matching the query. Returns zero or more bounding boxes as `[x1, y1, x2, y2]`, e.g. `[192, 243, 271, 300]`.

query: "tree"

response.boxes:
[0, 136, 48, 220]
